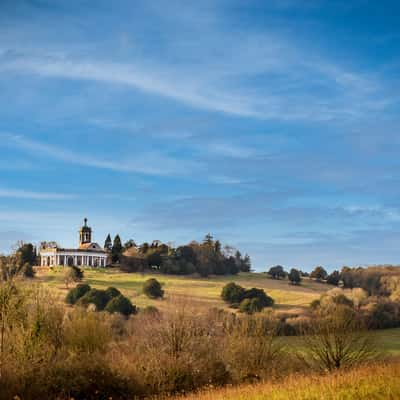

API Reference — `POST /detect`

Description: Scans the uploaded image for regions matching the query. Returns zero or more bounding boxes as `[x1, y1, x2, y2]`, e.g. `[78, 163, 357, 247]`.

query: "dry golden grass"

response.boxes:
[165, 361, 400, 400]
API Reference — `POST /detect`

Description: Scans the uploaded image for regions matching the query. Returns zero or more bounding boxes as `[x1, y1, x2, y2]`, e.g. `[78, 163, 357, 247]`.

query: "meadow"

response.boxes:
[36, 266, 400, 355]
[36, 267, 328, 314]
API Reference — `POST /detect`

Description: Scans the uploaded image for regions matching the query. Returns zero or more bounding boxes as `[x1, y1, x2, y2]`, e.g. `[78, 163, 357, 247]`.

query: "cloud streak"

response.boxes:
[0, 187, 75, 200]
[1, 133, 201, 177]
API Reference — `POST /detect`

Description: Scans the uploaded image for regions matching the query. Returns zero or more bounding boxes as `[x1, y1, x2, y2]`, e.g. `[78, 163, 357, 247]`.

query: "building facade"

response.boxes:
[40, 218, 109, 267]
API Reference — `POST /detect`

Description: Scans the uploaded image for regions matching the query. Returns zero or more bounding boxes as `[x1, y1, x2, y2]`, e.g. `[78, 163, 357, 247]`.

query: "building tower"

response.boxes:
[79, 218, 92, 245]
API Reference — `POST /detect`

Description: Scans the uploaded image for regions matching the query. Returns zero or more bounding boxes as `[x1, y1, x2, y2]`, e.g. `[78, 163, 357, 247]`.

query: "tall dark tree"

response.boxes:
[327, 270, 341, 286]
[17, 243, 37, 266]
[241, 254, 251, 272]
[112, 234, 123, 263]
[104, 234, 112, 251]
[203, 233, 214, 247]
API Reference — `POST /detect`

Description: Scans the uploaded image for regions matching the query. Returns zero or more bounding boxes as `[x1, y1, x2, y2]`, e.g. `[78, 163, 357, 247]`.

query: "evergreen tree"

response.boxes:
[203, 233, 214, 247]
[104, 234, 112, 251]
[241, 254, 251, 272]
[112, 234, 123, 263]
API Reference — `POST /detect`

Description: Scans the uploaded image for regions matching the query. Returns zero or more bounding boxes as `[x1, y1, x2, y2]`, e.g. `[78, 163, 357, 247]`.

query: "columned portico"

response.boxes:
[40, 218, 110, 268]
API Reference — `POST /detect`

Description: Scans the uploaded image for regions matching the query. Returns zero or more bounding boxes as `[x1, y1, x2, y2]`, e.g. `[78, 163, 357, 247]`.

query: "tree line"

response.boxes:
[267, 263, 400, 298]
[107, 233, 251, 277]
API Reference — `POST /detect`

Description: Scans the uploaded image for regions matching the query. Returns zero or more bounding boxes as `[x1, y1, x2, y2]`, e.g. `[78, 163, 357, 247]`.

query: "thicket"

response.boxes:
[278, 287, 400, 335]
[221, 283, 274, 313]
[0, 242, 37, 280]
[66, 284, 136, 316]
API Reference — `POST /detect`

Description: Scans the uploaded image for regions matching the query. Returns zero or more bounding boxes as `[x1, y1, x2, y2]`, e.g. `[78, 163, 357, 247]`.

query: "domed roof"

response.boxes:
[79, 218, 91, 232]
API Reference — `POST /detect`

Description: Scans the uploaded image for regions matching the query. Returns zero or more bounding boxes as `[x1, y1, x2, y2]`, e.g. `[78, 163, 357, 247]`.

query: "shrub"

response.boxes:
[65, 283, 91, 305]
[77, 288, 110, 311]
[288, 268, 301, 285]
[21, 262, 35, 278]
[105, 294, 137, 316]
[221, 282, 245, 304]
[40, 357, 141, 399]
[332, 293, 354, 308]
[143, 278, 164, 299]
[105, 286, 121, 300]
[141, 305, 160, 316]
[366, 300, 400, 329]
[70, 265, 84, 280]
[239, 298, 264, 314]
[310, 299, 321, 309]
[241, 288, 274, 307]
[64, 266, 84, 288]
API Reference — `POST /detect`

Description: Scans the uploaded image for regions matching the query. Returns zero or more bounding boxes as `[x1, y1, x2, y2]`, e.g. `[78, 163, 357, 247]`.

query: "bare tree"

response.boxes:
[300, 306, 377, 371]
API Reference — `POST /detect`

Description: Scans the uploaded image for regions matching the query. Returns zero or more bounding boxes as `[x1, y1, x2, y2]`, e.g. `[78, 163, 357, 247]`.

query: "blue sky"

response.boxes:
[0, 0, 400, 271]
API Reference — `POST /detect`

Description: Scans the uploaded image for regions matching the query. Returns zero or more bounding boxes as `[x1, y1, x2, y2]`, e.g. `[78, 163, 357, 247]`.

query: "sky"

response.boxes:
[0, 0, 400, 271]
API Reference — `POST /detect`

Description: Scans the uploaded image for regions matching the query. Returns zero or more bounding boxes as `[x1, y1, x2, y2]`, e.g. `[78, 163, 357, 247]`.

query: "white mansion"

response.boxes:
[40, 218, 109, 267]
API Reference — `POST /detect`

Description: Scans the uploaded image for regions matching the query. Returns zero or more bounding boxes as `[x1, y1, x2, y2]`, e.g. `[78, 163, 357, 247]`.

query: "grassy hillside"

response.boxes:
[166, 361, 400, 400]
[36, 267, 328, 313]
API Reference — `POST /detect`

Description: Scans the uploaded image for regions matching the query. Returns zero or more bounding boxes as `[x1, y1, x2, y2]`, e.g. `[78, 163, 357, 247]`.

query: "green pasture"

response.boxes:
[37, 267, 327, 312]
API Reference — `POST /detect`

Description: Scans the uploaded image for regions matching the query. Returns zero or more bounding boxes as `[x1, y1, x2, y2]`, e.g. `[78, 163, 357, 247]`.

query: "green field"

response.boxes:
[37, 267, 328, 313]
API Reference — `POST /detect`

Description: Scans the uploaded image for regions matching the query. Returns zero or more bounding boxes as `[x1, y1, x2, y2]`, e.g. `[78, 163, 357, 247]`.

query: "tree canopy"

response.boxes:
[120, 234, 250, 277]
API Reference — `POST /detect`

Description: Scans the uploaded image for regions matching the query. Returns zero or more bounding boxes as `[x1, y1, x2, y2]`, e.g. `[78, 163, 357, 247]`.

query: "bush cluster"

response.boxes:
[66, 284, 136, 316]
[221, 282, 274, 314]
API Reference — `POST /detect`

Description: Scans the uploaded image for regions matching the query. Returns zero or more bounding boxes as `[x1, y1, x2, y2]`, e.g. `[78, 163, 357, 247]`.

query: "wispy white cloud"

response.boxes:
[0, 44, 390, 121]
[205, 141, 258, 159]
[0, 187, 76, 200]
[0, 54, 265, 118]
[1, 133, 201, 176]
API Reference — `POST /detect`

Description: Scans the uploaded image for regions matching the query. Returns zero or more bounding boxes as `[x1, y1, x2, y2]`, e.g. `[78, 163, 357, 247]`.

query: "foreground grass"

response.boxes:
[36, 267, 327, 313]
[166, 361, 400, 400]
